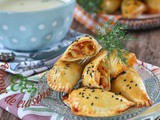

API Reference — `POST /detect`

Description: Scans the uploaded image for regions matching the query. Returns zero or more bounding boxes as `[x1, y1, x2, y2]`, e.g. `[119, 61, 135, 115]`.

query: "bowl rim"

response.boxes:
[0, 0, 76, 14]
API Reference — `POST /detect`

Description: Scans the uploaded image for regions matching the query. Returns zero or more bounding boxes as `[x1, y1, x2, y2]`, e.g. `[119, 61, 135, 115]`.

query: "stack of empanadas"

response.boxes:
[47, 36, 153, 117]
[47, 35, 101, 93]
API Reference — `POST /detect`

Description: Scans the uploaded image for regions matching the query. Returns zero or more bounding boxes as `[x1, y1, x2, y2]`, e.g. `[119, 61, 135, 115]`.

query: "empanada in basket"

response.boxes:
[122, 0, 147, 18]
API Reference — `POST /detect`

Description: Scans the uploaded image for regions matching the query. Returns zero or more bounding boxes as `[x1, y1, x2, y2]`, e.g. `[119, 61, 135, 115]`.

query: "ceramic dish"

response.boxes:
[0, 0, 76, 51]
[38, 64, 160, 120]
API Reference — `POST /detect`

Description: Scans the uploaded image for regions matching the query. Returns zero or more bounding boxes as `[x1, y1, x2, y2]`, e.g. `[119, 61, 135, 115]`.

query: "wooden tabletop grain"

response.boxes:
[0, 19, 160, 120]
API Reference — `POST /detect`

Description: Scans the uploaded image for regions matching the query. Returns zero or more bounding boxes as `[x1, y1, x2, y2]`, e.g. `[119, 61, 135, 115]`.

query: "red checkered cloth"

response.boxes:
[74, 5, 121, 33]
[74, 5, 160, 31]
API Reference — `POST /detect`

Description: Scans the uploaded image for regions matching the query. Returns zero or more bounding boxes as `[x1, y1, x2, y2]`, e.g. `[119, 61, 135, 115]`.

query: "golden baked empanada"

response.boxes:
[144, 0, 160, 14]
[109, 50, 136, 78]
[61, 35, 101, 62]
[110, 68, 153, 108]
[63, 88, 134, 117]
[122, 0, 147, 18]
[100, 0, 122, 14]
[47, 58, 84, 93]
[82, 50, 111, 90]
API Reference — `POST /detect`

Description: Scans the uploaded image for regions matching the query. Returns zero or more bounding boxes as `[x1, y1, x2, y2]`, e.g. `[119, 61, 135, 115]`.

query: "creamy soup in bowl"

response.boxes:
[0, 0, 75, 51]
[0, 0, 68, 12]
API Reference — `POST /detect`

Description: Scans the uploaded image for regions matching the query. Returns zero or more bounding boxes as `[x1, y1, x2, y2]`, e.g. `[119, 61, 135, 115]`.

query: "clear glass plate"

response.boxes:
[38, 64, 160, 120]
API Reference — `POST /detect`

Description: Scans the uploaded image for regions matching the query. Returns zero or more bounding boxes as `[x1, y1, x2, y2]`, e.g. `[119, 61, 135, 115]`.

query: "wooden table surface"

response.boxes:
[0, 19, 160, 120]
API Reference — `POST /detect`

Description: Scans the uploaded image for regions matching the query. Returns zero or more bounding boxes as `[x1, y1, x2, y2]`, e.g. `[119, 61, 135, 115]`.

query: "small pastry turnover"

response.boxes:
[111, 68, 153, 108]
[100, 0, 122, 14]
[61, 35, 101, 62]
[144, 0, 160, 14]
[122, 0, 147, 18]
[82, 50, 111, 90]
[63, 88, 134, 117]
[108, 50, 136, 78]
[47, 35, 101, 93]
[46, 33, 153, 117]
[47, 58, 84, 93]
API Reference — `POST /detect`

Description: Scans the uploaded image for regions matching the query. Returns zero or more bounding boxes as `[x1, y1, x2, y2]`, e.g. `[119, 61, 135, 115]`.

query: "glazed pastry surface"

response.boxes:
[109, 50, 136, 78]
[47, 59, 84, 93]
[82, 50, 111, 90]
[111, 68, 153, 108]
[61, 35, 101, 62]
[63, 88, 134, 117]
[144, 0, 160, 14]
[100, 0, 122, 14]
[122, 0, 147, 18]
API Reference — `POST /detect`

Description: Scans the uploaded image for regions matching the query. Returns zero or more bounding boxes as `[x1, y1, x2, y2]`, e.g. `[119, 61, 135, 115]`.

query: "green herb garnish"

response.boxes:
[77, 0, 102, 13]
[96, 21, 135, 64]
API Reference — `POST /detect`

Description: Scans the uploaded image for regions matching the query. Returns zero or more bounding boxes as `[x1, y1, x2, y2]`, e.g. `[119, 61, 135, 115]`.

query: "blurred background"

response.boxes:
[73, 0, 160, 67]
[72, 20, 160, 67]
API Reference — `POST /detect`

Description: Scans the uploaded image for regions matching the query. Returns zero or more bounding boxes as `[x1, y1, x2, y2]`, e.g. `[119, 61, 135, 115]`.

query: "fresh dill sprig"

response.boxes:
[96, 21, 135, 64]
[77, 0, 102, 13]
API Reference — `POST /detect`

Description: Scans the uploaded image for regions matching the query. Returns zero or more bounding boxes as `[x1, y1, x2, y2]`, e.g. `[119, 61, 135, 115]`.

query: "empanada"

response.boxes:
[110, 68, 153, 108]
[109, 50, 136, 78]
[82, 50, 111, 90]
[144, 0, 160, 14]
[61, 35, 101, 62]
[100, 0, 122, 14]
[47, 58, 84, 93]
[63, 88, 134, 117]
[122, 0, 147, 18]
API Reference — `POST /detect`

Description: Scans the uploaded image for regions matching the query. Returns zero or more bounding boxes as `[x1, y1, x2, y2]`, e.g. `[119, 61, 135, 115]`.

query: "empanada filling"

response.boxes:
[68, 41, 96, 59]
[97, 59, 110, 90]
[72, 107, 79, 113]
[62, 94, 69, 101]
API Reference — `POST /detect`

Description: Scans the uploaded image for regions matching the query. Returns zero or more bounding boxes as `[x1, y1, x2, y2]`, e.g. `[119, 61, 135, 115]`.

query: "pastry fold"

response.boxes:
[108, 50, 136, 78]
[111, 68, 153, 108]
[82, 50, 111, 90]
[61, 35, 101, 62]
[63, 88, 134, 117]
[47, 59, 84, 93]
